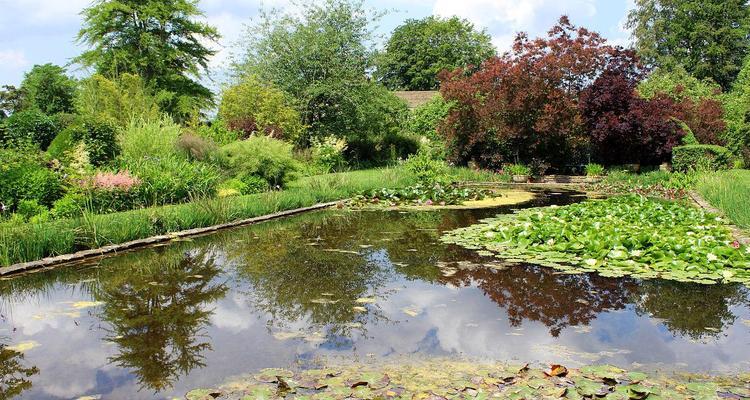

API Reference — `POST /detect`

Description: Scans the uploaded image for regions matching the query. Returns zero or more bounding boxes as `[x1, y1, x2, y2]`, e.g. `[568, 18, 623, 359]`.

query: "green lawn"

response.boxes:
[697, 170, 750, 229]
[0, 167, 497, 267]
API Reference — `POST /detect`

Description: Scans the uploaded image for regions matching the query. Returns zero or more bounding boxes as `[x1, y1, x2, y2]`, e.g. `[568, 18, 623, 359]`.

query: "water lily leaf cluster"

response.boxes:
[185, 361, 750, 399]
[441, 195, 750, 285]
[351, 183, 492, 207]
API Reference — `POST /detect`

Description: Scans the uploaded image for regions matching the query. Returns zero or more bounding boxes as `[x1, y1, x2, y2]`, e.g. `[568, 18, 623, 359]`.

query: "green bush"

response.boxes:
[585, 163, 605, 176]
[176, 132, 216, 162]
[46, 127, 76, 160]
[51, 193, 86, 219]
[403, 150, 450, 185]
[0, 148, 63, 211]
[219, 75, 305, 142]
[311, 136, 348, 173]
[0, 109, 58, 149]
[16, 199, 48, 222]
[672, 145, 732, 172]
[406, 95, 452, 144]
[193, 120, 239, 146]
[119, 118, 181, 163]
[130, 157, 222, 206]
[69, 117, 120, 166]
[76, 73, 161, 127]
[218, 137, 300, 187]
[506, 164, 531, 176]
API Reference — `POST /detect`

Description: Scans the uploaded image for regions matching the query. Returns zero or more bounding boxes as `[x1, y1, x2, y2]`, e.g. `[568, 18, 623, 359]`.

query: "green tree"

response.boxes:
[19, 64, 77, 115]
[0, 85, 26, 119]
[637, 66, 721, 102]
[375, 16, 495, 90]
[236, 0, 411, 162]
[75, 0, 220, 121]
[626, 0, 750, 90]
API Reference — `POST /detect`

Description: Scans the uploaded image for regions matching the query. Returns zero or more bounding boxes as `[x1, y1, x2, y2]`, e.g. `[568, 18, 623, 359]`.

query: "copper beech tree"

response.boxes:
[439, 17, 720, 169]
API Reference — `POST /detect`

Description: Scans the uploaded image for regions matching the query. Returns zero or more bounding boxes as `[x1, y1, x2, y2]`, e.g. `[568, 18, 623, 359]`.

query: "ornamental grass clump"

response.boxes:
[442, 195, 750, 285]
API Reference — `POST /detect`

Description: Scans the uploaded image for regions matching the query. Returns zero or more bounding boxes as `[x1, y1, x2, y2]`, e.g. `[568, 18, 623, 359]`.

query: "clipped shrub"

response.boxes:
[46, 127, 76, 160]
[0, 109, 58, 149]
[218, 137, 299, 187]
[219, 75, 305, 142]
[0, 148, 63, 210]
[68, 117, 120, 166]
[119, 118, 181, 163]
[672, 145, 732, 172]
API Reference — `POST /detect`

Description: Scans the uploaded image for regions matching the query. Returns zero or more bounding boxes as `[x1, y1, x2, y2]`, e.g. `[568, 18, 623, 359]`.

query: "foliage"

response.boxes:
[585, 164, 605, 176]
[0, 148, 63, 212]
[403, 150, 450, 186]
[218, 75, 304, 142]
[16, 200, 48, 222]
[672, 145, 732, 172]
[119, 118, 181, 163]
[128, 157, 221, 207]
[0, 85, 26, 118]
[186, 361, 750, 400]
[405, 95, 451, 158]
[218, 137, 300, 188]
[626, 0, 750, 90]
[191, 120, 239, 147]
[75, 74, 161, 127]
[697, 170, 750, 229]
[50, 193, 86, 219]
[354, 184, 490, 207]
[579, 68, 684, 165]
[69, 117, 121, 166]
[637, 66, 722, 102]
[176, 132, 216, 162]
[721, 58, 750, 162]
[46, 127, 76, 160]
[18, 64, 77, 115]
[374, 16, 495, 90]
[440, 17, 634, 168]
[310, 136, 348, 173]
[0, 109, 59, 150]
[443, 195, 750, 285]
[75, 0, 219, 121]
[595, 170, 696, 199]
[505, 164, 530, 176]
[218, 177, 268, 198]
[237, 0, 409, 161]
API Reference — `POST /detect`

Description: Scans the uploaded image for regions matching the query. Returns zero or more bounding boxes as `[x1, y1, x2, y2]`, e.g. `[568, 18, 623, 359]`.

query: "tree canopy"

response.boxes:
[74, 0, 220, 121]
[626, 0, 750, 90]
[19, 64, 77, 115]
[374, 16, 496, 91]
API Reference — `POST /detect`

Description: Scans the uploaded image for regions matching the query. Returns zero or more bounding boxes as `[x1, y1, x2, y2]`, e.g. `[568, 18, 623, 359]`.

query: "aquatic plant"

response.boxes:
[442, 195, 750, 285]
[352, 184, 491, 207]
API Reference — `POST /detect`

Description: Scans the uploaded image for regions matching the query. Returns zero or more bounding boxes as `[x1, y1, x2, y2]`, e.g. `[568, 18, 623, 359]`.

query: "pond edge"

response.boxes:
[0, 200, 342, 277]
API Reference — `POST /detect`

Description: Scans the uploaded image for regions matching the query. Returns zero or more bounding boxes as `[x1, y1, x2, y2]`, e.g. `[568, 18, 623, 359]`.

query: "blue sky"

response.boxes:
[0, 0, 633, 87]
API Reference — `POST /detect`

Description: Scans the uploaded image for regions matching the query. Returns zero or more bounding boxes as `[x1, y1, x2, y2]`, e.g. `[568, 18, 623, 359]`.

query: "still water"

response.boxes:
[1, 192, 749, 399]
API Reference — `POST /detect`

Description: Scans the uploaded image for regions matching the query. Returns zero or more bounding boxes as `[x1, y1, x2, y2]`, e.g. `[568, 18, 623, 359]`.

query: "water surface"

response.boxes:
[1, 191, 749, 399]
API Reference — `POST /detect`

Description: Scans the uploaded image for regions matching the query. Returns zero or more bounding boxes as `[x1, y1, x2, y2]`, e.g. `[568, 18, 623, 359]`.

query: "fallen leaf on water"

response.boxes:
[402, 307, 420, 317]
[352, 306, 368, 312]
[742, 320, 750, 327]
[69, 301, 104, 310]
[272, 331, 305, 341]
[8, 341, 40, 353]
[311, 298, 339, 305]
[355, 297, 376, 304]
[544, 364, 568, 377]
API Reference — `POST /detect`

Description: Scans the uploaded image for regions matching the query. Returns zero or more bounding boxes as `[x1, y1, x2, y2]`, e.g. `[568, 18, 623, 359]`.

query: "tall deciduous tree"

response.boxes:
[19, 64, 77, 115]
[374, 16, 496, 90]
[75, 0, 220, 121]
[626, 0, 750, 90]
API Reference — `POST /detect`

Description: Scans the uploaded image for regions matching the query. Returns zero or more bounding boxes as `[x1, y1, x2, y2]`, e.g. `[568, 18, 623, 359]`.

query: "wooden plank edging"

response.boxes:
[0, 200, 342, 277]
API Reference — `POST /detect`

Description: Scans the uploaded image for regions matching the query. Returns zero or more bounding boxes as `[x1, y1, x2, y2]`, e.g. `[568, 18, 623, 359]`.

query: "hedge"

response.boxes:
[672, 145, 732, 172]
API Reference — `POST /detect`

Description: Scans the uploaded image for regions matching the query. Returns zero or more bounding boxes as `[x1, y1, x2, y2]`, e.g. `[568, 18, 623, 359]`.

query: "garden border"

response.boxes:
[0, 200, 342, 277]
[689, 191, 750, 246]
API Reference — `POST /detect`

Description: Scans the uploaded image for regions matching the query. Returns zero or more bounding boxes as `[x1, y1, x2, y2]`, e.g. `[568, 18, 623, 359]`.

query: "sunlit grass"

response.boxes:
[0, 167, 499, 267]
[697, 170, 750, 229]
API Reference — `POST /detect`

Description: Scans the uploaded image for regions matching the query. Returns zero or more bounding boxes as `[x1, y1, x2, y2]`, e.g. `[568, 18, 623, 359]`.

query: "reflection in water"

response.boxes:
[94, 249, 227, 392]
[0, 341, 39, 399]
[0, 192, 749, 398]
[442, 266, 637, 337]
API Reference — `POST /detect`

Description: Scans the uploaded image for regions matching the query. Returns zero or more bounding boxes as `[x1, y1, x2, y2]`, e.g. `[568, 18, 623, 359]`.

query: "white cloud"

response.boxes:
[0, 0, 90, 25]
[0, 49, 29, 69]
[432, 0, 597, 52]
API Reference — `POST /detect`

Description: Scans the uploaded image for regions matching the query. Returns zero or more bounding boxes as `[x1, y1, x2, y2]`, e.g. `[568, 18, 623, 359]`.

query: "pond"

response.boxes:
[1, 191, 749, 399]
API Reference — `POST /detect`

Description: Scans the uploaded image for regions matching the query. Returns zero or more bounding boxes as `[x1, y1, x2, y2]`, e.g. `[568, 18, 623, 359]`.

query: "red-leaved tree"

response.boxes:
[440, 17, 623, 169]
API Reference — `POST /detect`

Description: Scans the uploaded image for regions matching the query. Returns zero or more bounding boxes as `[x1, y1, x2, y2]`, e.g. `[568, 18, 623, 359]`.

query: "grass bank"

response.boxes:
[0, 167, 497, 267]
[696, 170, 750, 230]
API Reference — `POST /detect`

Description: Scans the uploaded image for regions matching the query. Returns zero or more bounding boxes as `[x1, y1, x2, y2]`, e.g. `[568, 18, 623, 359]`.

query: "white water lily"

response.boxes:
[546, 238, 555, 246]
[484, 232, 496, 239]
[584, 259, 598, 267]
[630, 250, 642, 257]
[707, 253, 718, 262]
[608, 250, 625, 259]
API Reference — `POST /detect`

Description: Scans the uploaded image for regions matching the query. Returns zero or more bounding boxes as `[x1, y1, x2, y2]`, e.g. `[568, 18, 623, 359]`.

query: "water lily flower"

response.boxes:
[584, 259, 598, 267]
[731, 241, 740, 249]
[630, 250, 642, 257]
[546, 238, 555, 246]
[425, 199, 434, 206]
[484, 232, 496, 239]
[707, 253, 718, 262]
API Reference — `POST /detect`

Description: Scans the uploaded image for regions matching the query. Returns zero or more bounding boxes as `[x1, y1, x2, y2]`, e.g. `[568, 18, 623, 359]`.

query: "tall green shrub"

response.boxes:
[75, 74, 161, 127]
[119, 118, 182, 163]
[218, 137, 299, 187]
[672, 145, 732, 172]
[0, 148, 62, 211]
[0, 109, 58, 150]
